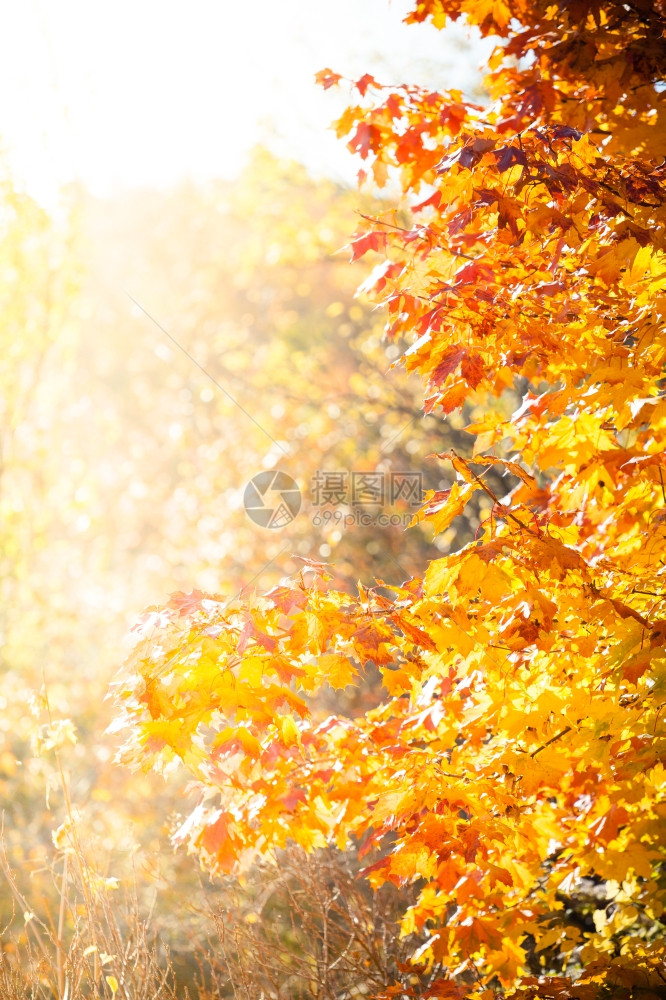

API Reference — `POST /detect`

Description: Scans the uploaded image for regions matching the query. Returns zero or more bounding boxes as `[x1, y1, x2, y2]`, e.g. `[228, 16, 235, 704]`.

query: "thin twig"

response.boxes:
[531, 726, 572, 758]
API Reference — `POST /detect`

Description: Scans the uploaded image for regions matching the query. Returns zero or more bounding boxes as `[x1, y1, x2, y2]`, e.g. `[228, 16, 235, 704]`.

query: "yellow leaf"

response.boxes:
[278, 714, 301, 749]
[424, 558, 459, 597]
[318, 652, 358, 689]
[415, 481, 478, 535]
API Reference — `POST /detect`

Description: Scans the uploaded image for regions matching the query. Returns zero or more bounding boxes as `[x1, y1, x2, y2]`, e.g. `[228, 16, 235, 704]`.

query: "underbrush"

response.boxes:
[0, 825, 420, 1000]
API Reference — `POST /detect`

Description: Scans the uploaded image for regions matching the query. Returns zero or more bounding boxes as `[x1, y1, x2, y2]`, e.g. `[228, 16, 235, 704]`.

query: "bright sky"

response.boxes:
[0, 0, 491, 204]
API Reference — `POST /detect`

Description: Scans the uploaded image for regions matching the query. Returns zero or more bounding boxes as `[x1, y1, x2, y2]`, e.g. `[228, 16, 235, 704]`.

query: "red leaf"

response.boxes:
[200, 812, 239, 871]
[280, 787, 307, 811]
[349, 122, 382, 159]
[429, 346, 467, 385]
[412, 190, 442, 213]
[391, 613, 438, 651]
[356, 73, 378, 97]
[588, 804, 629, 844]
[493, 144, 529, 172]
[438, 380, 469, 413]
[454, 260, 495, 286]
[461, 353, 485, 389]
[549, 124, 583, 141]
[349, 230, 387, 261]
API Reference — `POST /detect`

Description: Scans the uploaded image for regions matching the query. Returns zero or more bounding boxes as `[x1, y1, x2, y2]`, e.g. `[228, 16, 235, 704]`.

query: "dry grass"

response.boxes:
[0, 732, 429, 1000]
[192, 846, 430, 1000]
[0, 830, 434, 1000]
[0, 834, 181, 999]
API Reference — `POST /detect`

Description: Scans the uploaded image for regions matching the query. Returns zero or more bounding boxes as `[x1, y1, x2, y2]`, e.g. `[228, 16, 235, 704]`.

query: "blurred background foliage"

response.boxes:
[0, 147, 514, 992]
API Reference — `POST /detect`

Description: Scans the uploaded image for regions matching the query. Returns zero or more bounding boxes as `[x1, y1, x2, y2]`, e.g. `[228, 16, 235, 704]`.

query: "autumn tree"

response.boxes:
[115, 2, 666, 998]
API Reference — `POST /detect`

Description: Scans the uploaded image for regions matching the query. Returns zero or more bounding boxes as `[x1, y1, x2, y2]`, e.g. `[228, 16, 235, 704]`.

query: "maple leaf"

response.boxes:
[318, 652, 358, 689]
[167, 590, 206, 616]
[198, 811, 239, 872]
[391, 612, 438, 651]
[472, 454, 536, 486]
[349, 230, 388, 261]
[461, 353, 484, 388]
[412, 481, 478, 535]
[429, 345, 467, 385]
[348, 122, 382, 160]
[356, 72, 378, 97]
[493, 144, 529, 172]
[314, 68, 342, 90]
[436, 380, 470, 414]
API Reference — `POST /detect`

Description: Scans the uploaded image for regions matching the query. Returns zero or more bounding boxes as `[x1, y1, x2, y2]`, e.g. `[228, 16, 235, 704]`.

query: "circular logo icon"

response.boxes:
[243, 470, 301, 529]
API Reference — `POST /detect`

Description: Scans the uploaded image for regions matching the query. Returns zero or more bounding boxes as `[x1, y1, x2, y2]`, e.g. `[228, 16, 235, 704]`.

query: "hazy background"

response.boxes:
[0, 0, 490, 203]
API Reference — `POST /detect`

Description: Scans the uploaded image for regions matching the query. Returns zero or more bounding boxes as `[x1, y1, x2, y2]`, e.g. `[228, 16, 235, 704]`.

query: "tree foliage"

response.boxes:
[115, 2, 666, 996]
